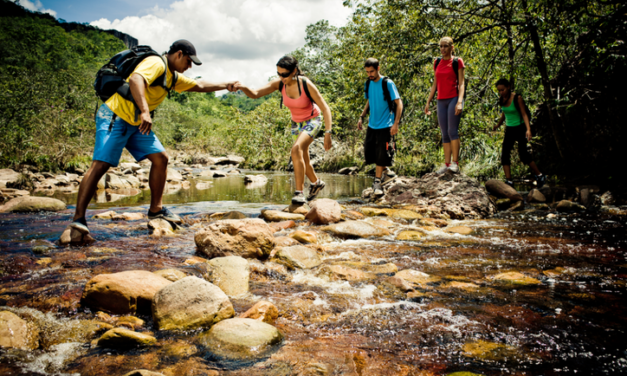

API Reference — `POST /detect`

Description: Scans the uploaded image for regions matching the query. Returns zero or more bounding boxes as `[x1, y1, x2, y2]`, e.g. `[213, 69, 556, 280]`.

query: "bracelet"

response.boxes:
[325, 130, 332, 134]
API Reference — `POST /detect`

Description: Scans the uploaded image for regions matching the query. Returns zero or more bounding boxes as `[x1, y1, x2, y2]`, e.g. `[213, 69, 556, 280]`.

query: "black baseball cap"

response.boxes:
[168, 39, 202, 65]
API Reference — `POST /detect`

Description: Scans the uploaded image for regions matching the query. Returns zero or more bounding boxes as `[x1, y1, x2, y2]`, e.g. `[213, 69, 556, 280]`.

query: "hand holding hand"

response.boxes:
[390, 124, 399, 136]
[324, 133, 332, 151]
[139, 112, 153, 135]
[455, 101, 463, 116]
[226, 81, 240, 92]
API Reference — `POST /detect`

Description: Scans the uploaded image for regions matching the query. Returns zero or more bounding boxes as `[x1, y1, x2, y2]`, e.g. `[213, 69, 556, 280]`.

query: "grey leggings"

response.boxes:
[437, 96, 462, 143]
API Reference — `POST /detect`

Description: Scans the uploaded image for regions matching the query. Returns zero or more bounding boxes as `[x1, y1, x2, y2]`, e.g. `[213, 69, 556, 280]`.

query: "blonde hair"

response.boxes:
[440, 36, 454, 47]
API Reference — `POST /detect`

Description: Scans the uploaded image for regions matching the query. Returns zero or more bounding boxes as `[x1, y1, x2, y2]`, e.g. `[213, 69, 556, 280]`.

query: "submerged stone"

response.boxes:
[322, 220, 390, 238]
[197, 318, 283, 364]
[97, 327, 156, 349]
[444, 226, 473, 235]
[396, 230, 424, 241]
[462, 339, 518, 362]
[492, 272, 541, 286]
[273, 245, 322, 269]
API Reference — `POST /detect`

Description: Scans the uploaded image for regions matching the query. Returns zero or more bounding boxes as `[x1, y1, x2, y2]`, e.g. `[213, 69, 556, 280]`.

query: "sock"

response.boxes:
[73, 217, 88, 227]
[446, 163, 450, 167]
[295, 190, 303, 194]
[452, 161, 458, 165]
[374, 177, 382, 183]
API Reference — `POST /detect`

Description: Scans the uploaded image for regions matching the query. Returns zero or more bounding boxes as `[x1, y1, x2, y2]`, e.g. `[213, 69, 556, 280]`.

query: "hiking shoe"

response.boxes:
[292, 191, 307, 205]
[535, 174, 546, 188]
[148, 207, 182, 224]
[307, 180, 326, 201]
[436, 164, 449, 174]
[382, 168, 397, 184]
[448, 162, 460, 173]
[373, 181, 384, 196]
[69, 217, 89, 234]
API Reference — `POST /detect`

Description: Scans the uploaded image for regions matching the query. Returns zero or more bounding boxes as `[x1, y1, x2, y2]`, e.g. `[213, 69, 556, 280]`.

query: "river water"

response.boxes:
[0, 172, 626, 375]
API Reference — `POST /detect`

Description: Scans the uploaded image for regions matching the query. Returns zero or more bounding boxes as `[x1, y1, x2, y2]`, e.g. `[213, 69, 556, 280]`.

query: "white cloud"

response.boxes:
[11, 0, 57, 17]
[91, 0, 352, 91]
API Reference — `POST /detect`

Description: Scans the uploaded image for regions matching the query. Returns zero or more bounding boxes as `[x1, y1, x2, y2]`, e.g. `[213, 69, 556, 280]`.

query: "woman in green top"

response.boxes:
[493, 78, 546, 188]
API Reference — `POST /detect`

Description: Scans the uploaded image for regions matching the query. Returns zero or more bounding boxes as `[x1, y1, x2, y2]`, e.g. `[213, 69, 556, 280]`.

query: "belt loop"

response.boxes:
[109, 114, 117, 133]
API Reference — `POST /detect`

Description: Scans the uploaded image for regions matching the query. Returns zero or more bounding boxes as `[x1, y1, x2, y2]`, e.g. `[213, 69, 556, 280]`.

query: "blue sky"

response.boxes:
[37, 0, 174, 23]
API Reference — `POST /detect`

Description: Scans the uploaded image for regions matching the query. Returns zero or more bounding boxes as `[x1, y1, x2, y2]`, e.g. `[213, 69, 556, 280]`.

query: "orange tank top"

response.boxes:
[281, 79, 321, 123]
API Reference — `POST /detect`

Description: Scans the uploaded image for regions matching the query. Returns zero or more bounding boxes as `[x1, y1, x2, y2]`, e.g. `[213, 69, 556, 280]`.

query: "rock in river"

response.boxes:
[195, 218, 275, 259]
[383, 172, 497, 219]
[0, 196, 66, 213]
[0, 311, 39, 350]
[239, 301, 279, 324]
[197, 318, 283, 364]
[97, 327, 156, 349]
[204, 256, 249, 297]
[322, 220, 390, 238]
[152, 276, 234, 331]
[485, 179, 523, 202]
[81, 270, 172, 315]
[305, 198, 342, 225]
[261, 209, 305, 222]
[272, 245, 322, 269]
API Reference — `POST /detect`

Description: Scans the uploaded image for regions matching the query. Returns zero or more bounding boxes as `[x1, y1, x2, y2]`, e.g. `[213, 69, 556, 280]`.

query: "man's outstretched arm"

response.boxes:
[186, 80, 239, 93]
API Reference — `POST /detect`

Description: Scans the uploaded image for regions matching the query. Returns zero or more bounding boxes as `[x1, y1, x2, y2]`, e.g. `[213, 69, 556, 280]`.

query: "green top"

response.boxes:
[501, 97, 522, 127]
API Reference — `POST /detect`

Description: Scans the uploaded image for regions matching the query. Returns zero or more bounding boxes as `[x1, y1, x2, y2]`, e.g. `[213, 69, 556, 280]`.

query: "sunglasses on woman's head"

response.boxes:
[277, 71, 292, 78]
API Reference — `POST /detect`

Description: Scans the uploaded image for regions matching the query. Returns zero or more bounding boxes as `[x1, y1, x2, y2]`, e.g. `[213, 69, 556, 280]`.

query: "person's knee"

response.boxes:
[90, 161, 111, 175]
[291, 144, 302, 157]
[151, 152, 169, 166]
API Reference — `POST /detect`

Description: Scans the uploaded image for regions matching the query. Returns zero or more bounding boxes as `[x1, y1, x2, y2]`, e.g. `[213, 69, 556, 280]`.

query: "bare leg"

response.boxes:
[443, 142, 451, 164]
[145, 151, 169, 213]
[301, 140, 318, 185]
[73, 161, 111, 221]
[451, 139, 460, 163]
[291, 132, 315, 191]
[375, 166, 385, 179]
[503, 165, 511, 180]
[528, 161, 541, 176]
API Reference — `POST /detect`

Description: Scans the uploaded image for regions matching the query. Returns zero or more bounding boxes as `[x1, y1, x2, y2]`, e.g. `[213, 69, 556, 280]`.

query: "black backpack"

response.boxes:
[94, 45, 178, 122]
[364, 76, 404, 122]
[434, 56, 465, 99]
[278, 77, 317, 117]
[499, 93, 532, 123]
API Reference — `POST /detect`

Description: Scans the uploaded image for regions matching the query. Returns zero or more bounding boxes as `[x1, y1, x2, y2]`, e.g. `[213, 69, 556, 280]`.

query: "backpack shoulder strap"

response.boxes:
[381, 76, 395, 113]
[452, 57, 459, 77]
[364, 79, 371, 98]
[434, 57, 442, 70]
[279, 81, 284, 109]
[301, 78, 316, 116]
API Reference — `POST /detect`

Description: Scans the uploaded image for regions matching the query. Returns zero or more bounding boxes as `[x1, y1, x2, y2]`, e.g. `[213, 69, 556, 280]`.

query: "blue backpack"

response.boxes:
[94, 45, 178, 122]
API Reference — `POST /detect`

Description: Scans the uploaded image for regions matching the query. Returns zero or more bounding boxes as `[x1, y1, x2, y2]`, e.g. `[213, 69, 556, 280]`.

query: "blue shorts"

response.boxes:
[93, 104, 166, 167]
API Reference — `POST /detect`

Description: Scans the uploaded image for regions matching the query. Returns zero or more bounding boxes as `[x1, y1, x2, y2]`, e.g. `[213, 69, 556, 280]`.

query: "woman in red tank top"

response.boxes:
[236, 56, 333, 205]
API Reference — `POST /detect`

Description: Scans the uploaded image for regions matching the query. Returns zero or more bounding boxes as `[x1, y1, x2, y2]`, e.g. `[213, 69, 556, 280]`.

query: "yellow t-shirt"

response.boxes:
[105, 55, 197, 125]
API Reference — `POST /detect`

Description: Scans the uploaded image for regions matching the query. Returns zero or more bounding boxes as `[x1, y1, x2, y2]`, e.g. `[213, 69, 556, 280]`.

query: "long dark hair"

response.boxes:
[276, 55, 302, 76]
[496, 78, 512, 106]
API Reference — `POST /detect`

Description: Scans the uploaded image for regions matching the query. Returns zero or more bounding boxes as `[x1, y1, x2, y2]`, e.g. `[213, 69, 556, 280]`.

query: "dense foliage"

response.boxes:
[1, 0, 624, 182]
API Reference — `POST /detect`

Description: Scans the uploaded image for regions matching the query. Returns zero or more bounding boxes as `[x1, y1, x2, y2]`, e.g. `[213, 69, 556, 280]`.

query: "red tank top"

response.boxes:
[282, 79, 321, 123]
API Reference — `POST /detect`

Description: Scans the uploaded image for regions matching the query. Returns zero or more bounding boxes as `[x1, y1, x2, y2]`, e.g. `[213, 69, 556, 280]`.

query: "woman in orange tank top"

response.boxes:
[236, 56, 333, 205]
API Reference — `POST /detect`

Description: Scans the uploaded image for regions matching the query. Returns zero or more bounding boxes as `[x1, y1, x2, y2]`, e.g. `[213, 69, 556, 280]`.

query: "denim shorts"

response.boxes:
[291, 115, 324, 142]
[92, 104, 166, 167]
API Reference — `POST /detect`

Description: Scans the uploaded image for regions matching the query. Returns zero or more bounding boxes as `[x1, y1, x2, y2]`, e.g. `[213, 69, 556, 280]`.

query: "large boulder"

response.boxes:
[485, 180, 523, 202]
[0, 311, 39, 350]
[0, 169, 30, 189]
[272, 245, 322, 269]
[81, 271, 172, 314]
[196, 318, 283, 364]
[0, 196, 66, 213]
[382, 172, 497, 219]
[322, 221, 390, 238]
[152, 276, 234, 331]
[261, 210, 305, 222]
[305, 198, 342, 225]
[205, 256, 249, 297]
[195, 219, 275, 259]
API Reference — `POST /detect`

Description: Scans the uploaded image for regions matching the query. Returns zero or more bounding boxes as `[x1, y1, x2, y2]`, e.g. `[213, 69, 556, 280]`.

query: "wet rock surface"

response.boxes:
[382, 172, 497, 219]
[195, 219, 275, 259]
[0, 171, 626, 375]
[196, 318, 283, 364]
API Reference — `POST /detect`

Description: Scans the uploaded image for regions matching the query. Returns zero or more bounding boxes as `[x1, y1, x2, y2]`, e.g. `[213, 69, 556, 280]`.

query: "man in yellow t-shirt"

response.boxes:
[67, 40, 239, 237]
